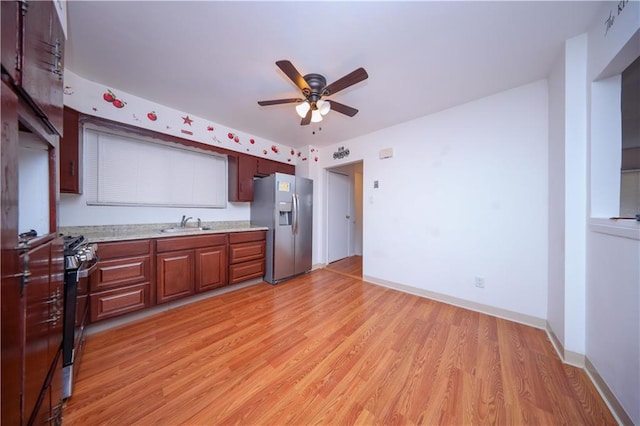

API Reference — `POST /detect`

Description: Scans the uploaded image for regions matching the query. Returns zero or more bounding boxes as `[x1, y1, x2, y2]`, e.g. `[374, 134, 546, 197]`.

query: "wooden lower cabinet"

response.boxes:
[87, 232, 264, 321]
[157, 250, 195, 303]
[229, 231, 266, 284]
[29, 350, 63, 426]
[195, 246, 228, 292]
[22, 238, 64, 425]
[156, 234, 227, 304]
[89, 240, 153, 322]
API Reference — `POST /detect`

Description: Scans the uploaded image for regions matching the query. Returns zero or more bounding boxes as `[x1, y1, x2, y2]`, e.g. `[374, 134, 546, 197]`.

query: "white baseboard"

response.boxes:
[362, 274, 546, 329]
[585, 357, 633, 426]
[544, 323, 585, 368]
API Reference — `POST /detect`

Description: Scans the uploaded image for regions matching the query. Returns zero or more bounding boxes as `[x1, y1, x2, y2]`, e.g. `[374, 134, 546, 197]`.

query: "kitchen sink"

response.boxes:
[160, 226, 212, 233]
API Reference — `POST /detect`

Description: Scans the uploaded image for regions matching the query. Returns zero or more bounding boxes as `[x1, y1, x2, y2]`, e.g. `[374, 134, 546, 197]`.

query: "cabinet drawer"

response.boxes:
[229, 230, 266, 244]
[229, 241, 266, 264]
[157, 234, 227, 253]
[229, 259, 264, 284]
[90, 283, 150, 322]
[90, 255, 151, 292]
[97, 239, 152, 260]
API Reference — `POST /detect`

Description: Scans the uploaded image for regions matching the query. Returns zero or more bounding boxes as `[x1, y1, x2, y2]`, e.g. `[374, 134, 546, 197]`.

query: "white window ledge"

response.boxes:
[589, 217, 640, 240]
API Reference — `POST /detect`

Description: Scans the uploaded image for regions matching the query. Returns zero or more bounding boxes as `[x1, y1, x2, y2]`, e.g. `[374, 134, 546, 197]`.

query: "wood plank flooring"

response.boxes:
[63, 269, 615, 425]
[325, 255, 362, 279]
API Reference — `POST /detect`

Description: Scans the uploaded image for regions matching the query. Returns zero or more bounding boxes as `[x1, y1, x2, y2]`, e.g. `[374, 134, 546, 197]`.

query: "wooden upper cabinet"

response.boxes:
[256, 158, 294, 177]
[1, 1, 19, 83]
[19, 0, 65, 135]
[60, 107, 80, 193]
[228, 154, 295, 202]
[228, 154, 257, 202]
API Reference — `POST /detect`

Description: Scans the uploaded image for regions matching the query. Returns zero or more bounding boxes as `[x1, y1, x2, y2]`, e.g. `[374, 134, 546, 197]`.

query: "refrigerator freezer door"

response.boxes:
[273, 173, 296, 282]
[294, 176, 313, 275]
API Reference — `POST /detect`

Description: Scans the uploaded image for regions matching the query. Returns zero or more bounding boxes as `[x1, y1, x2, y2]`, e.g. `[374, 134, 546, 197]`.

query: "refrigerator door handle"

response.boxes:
[292, 193, 299, 235]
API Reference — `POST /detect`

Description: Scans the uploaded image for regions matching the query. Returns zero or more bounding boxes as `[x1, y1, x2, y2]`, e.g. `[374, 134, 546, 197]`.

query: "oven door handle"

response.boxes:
[78, 256, 99, 279]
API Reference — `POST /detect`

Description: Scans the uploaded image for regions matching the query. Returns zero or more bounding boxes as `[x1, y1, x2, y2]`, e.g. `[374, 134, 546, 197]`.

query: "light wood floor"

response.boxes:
[325, 255, 363, 279]
[64, 269, 615, 425]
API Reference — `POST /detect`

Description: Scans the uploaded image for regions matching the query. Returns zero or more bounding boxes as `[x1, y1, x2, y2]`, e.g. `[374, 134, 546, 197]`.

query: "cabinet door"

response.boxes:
[59, 107, 80, 193]
[157, 250, 194, 304]
[48, 237, 64, 364]
[195, 246, 227, 292]
[257, 158, 295, 177]
[23, 242, 54, 423]
[1, 81, 22, 426]
[228, 154, 257, 202]
[21, 0, 64, 134]
[1, 0, 19, 83]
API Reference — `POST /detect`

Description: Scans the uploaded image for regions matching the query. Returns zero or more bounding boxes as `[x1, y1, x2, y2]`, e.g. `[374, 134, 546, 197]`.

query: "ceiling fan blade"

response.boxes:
[323, 67, 368, 96]
[300, 109, 312, 126]
[329, 101, 359, 117]
[276, 60, 311, 92]
[257, 98, 302, 106]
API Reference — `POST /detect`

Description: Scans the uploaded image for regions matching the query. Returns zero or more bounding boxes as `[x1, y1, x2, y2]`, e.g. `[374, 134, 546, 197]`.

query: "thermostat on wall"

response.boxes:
[379, 148, 393, 159]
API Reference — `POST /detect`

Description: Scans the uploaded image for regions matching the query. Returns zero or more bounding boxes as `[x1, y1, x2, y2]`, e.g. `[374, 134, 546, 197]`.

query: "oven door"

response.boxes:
[62, 256, 98, 399]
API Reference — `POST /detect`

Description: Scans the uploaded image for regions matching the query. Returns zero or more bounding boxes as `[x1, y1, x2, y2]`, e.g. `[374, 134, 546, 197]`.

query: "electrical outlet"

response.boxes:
[474, 277, 485, 288]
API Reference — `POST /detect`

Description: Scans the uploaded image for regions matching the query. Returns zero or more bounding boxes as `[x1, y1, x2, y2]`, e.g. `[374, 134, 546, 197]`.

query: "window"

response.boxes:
[84, 127, 227, 208]
[620, 55, 640, 217]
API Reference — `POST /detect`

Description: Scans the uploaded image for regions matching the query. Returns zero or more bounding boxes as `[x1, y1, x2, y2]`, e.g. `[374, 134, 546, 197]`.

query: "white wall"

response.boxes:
[563, 34, 588, 357]
[547, 44, 566, 347]
[587, 230, 639, 423]
[319, 80, 549, 320]
[585, 2, 640, 423]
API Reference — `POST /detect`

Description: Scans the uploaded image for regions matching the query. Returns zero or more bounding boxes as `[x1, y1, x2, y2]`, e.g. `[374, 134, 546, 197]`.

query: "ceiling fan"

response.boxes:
[258, 60, 368, 125]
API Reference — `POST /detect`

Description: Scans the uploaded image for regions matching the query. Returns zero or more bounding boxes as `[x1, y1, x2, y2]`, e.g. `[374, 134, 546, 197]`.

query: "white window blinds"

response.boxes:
[84, 128, 227, 208]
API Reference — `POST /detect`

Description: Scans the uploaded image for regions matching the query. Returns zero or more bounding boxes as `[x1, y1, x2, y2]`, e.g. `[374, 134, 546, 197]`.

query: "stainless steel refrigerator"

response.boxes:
[251, 173, 313, 284]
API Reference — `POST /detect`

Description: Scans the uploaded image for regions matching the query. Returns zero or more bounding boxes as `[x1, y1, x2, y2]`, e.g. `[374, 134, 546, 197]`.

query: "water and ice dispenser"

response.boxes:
[278, 201, 292, 225]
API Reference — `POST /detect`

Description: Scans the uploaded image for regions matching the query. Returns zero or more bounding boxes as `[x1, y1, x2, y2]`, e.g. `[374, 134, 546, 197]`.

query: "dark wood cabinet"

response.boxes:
[19, 0, 65, 135]
[1, 0, 19, 83]
[257, 157, 295, 177]
[59, 107, 80, 193]
[156, 234, 227, 304]
[89, 240, 153, 322]
[157, 250, 195, 303]
[229, 231, 266, 284]
[1, 2, 65, 423]
[21, 237, 64, 426]
[86, 231, 262, 321]
[195, 246, 228, 292]
[1, 79, 22, 426]
[228, 154, 295, 202]
[228, 154, 257, 202]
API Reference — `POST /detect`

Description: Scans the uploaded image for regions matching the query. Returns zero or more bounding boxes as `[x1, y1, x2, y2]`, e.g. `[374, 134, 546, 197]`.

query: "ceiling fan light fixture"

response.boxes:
[295, 101, 310, 118]
[317, 99, 331, 116]
[311, 109, 323, 123]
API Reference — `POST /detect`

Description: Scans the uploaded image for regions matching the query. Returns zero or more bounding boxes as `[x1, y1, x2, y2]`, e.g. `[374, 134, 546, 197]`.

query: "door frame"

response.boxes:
[324, 161, 364, 266]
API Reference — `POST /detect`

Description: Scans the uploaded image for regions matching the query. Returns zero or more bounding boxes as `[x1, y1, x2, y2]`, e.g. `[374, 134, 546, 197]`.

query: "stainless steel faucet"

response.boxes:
[180, 215, 193, 228]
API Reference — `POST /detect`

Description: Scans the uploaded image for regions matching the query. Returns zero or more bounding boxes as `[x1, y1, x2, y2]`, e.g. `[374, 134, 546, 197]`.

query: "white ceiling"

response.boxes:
[65, 1, 603, 149]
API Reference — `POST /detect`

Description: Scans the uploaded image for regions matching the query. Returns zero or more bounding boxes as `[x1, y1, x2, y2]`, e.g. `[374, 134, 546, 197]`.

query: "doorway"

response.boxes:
[325, 161, 363, 278]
